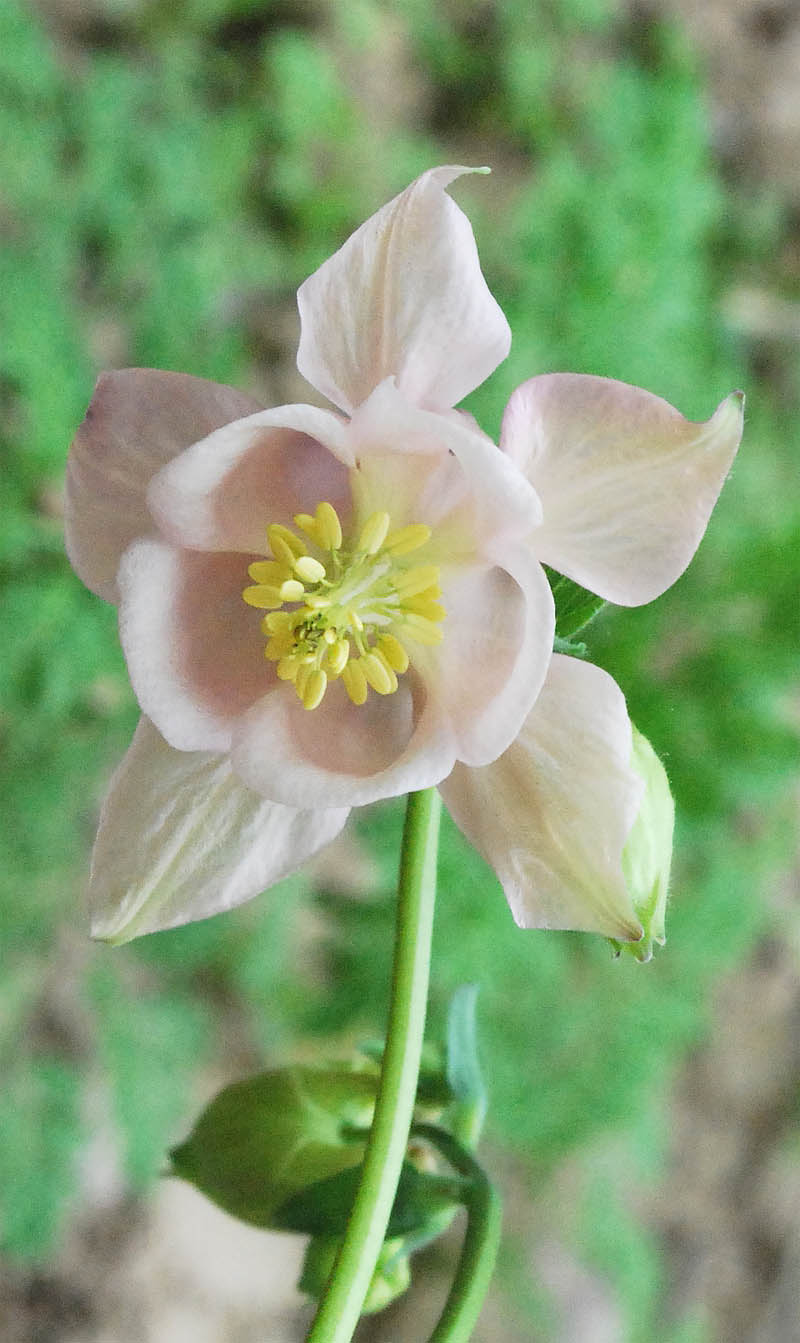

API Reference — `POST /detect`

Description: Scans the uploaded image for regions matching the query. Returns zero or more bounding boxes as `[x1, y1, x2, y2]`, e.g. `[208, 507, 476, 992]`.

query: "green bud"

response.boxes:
[616, 727, 675, 963]
[169, 1065, 377, 1229]
[300, 1235, 412, 1314]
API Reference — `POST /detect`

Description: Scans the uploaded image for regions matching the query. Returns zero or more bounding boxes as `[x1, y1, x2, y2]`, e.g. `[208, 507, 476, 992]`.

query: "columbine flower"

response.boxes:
[65, 166, 743, 947]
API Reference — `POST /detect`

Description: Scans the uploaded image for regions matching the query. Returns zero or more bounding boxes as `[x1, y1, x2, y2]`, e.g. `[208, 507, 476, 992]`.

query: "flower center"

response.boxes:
[242, 501, 445, 710]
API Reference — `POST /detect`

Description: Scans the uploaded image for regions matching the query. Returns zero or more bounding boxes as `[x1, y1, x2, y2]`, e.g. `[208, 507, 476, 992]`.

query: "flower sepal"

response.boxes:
[545, 565, 607, 640]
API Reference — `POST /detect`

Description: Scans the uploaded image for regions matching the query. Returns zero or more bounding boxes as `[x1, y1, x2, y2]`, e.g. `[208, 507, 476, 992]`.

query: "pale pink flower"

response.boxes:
[65, 167, 743, 947]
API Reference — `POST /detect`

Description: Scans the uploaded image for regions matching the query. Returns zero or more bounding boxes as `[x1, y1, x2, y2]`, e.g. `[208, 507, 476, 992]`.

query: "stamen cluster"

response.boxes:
[242, 501, 445, 710]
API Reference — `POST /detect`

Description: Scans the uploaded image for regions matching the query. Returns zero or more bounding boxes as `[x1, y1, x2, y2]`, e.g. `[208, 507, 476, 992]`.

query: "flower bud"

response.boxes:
[300, 1235, 412, 1314]
[616, 727, 675, 963]
[169, 1065, 377, 1230]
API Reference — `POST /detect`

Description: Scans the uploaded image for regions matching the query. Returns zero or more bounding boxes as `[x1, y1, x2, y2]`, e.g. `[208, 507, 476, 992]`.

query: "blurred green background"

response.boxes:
[1, 1, 798, 1339]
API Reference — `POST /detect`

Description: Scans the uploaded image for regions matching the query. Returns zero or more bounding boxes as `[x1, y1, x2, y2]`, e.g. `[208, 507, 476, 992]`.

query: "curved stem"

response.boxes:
[306, 788, 442, 1343]
[413, 1125, 503, 1343]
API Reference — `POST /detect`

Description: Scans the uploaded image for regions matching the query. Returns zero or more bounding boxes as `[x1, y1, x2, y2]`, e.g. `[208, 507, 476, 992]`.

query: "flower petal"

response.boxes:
[65, 369, 263, 602]
[347, 378, 542, 547]
[500, 374, 744, 605]
[440, 654, 646, 941]
[428, 544, 554, 768]
[148, 404, 353, 554]
[118, 541, 276, 753]
[232, 672, 457, 808]
[89, 717, 349, 943]
[296, 167, 511, 414]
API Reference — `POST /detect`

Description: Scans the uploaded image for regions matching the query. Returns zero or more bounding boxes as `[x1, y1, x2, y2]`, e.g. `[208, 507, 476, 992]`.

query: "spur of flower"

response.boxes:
[65, 166, 742, 951]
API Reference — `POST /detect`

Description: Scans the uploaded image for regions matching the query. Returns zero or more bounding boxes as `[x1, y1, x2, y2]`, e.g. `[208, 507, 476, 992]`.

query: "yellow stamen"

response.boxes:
[302, 668, 328, 711]
[295, 663, 313, 700]
[361, 653, 395, 695]
[398, 614, 444, 645]
[295, 554, 327, 584]
[404, 597, 447, 621]
[265, 631, 295, 657]
[315, 501, 343, 550]
[358, 510, 391, 555]
[279, 578, 306, 602]
[393, 565, 440, 597]
[277, 654, 303, 680]
[383, 523, 431, 556]
[325, 638, 350, 676]
[243, 584, 283, 609]
[244, 503, 444, 710]
[294, 512, 323, 546]
[248, 559, 292, 585]
[341, 659, 368, 705]
[378, 634, 409, 673]
[373, 648, 399, 693]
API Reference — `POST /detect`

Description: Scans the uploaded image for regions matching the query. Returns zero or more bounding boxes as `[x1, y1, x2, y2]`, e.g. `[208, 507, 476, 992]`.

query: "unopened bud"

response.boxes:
[615, 727, 674, 963]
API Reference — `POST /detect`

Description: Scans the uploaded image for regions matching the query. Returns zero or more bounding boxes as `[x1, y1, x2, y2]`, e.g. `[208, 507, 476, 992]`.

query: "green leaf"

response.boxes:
[545, 566, 607, 639]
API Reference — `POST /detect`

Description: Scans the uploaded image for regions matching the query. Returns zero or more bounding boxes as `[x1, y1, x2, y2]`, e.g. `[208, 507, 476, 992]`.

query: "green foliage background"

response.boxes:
[1, 0, 797, 1338]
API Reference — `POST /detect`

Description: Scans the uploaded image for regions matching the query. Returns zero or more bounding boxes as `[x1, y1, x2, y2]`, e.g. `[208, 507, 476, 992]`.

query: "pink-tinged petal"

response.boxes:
[89, 717, 349, 943]
[348, 379, 542, 549]
[440, 655, 646, 941]
[296, 167, 511, 415]
[149, 404, 352, 554]
[425, 544, 554, 767]
[65, 369, 263, 602]
[118, 541, 275, 753]
[232, 672, 457, 809]
[500, 375, 744, 605]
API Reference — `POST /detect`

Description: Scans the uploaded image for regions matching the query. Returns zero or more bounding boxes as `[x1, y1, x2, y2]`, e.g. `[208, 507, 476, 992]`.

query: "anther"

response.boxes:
[242, 584, 283, 609]
[302, 668, 328, 711]
[358, 510, 390, 555]
[248, 559, 291, 585]
[325, 638, 350, 676]
[294, 555, 327, 584]
[268, 523, 307, 565]
[361, 653, 395, 695]
[279, 578, 305, 602]
[383, 523, 431, 556]
[341, 659, 368, 705]
[378, 634, 409, 673]
[398, 613, 444, 645]
[393, 565, 440, 597]
[315, 502, 343, 551]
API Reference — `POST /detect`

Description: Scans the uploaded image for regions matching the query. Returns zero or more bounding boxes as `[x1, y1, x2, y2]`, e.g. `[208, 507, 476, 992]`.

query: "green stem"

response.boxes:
[306, 788, 442, 1343]
[413, 1125, 503, 1343]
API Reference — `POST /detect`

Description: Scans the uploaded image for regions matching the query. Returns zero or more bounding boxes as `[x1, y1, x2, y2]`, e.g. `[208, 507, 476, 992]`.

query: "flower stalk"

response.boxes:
[306, 787, 442, 1343]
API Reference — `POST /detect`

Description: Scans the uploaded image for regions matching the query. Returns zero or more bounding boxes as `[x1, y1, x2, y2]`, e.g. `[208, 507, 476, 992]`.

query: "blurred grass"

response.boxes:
[0, 0, 797, 1337]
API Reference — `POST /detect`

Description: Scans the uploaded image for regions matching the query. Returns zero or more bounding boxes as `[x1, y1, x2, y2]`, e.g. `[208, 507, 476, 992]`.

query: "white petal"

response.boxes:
[440, 655, 646, 941]
[118, 541, 276, 753]
[149, 404, 352, 553]
[89, 718, 349, 943]
[296, 167, 511, 414]
[65, 369, 263, 603]
[232, 672, 458, 809]
[500, 374, 744, 605]
[430, 544, 554, 768]
[347, 379, 542, 546]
